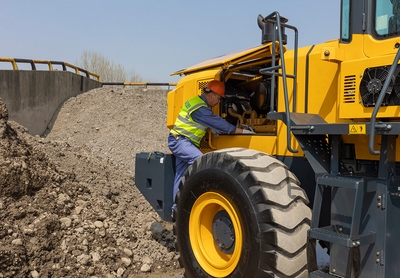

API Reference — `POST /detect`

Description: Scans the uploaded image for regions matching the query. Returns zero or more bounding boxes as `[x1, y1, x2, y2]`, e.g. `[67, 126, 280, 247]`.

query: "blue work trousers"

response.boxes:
[168, 133, 202, 203]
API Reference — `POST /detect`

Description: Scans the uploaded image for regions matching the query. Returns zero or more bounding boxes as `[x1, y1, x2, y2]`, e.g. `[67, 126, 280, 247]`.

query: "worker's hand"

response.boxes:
[242, 129, 256, 134]
[211, 129, 220, 138]
[238, 124, 255, 134]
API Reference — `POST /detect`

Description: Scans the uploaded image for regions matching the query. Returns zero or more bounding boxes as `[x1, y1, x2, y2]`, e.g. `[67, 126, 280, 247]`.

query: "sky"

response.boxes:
[1, 1, 340, 83]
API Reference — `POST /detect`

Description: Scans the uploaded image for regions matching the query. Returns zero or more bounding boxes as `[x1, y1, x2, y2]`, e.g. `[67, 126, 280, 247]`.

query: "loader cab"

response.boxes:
[341, 0, 400, 39]
[346, 0, 400, 56]
[336, 0, 400, 120]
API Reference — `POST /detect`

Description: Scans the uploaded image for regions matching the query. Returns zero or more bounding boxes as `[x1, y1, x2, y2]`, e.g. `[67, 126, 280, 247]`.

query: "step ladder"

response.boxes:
[308, 174, 376, 278]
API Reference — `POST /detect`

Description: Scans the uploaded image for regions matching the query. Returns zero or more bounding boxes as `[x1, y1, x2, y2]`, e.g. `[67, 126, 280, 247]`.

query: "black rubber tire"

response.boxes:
[173, 148, 311, 278]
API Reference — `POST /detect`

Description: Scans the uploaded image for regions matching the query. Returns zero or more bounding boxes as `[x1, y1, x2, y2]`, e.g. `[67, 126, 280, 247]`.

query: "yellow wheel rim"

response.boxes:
[189, 192, 243, 277]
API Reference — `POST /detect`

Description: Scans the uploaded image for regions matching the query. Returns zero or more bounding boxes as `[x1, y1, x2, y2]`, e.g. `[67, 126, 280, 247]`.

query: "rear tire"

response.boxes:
[173, 148, 311, 278]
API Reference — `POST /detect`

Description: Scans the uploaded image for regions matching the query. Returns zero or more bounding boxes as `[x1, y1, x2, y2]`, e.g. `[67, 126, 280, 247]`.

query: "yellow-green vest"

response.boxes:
[171, 96, 208, 147]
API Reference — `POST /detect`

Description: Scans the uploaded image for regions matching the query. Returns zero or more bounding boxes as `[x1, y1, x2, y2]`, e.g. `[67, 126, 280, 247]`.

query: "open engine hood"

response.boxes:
[171, 43, 284, 77]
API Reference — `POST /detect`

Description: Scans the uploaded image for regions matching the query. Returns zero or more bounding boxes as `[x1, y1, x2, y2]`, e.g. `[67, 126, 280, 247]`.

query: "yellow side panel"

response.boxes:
[339, 53, 400, 119]
[209, 121, 305, 158]
[166, 86, 183, 130]
[211, 134, 278, 155]
[282, 43, 340, 123]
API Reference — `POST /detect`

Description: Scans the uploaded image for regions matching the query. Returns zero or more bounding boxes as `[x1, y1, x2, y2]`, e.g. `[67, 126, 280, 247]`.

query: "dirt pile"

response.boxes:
[0, 87, 183, 278]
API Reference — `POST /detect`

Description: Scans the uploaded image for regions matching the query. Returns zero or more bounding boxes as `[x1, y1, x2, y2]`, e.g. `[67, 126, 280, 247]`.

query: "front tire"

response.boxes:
[174, 148, 311, 278]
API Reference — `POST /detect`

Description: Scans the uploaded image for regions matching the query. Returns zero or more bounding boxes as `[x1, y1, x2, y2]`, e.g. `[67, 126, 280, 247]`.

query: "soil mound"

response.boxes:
[0, 87, 183, 278]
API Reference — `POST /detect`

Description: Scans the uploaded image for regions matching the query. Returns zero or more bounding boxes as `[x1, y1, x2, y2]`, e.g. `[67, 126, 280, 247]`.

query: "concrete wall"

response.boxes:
[0, 70, 102, 135]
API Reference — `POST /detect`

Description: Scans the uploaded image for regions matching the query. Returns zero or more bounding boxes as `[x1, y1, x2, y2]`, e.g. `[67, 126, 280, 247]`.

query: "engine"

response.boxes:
[222, 81, 277, 134]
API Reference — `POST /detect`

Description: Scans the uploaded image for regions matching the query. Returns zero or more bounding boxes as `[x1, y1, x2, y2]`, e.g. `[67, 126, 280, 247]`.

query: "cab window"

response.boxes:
[375, 0, 398, 36]
[341, 0, 351, 41]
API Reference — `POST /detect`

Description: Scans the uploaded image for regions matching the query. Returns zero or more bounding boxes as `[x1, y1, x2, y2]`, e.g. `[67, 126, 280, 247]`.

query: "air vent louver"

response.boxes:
[343, 75, 356, 103]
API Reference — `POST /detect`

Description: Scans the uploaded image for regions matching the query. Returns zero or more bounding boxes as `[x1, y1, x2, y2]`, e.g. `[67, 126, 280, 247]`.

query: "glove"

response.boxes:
[211, 129, 220, 138]
[242, 129, 256, 134]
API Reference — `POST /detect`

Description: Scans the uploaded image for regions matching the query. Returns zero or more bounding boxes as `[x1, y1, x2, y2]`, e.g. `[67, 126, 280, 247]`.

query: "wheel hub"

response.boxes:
[212, 210, 235, 254]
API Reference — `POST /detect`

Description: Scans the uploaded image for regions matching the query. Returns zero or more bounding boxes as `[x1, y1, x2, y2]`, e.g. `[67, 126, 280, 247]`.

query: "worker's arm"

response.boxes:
[234, 127, 244, 134]
[192, 107, 252, 134]
[192, 107, 237, 134]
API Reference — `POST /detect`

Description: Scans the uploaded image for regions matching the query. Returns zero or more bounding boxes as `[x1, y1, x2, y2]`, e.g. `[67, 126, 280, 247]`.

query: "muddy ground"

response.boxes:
[0, 87, 184, 278]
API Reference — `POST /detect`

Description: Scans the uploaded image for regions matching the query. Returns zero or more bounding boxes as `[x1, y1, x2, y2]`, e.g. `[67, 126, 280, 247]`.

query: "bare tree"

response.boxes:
[76, 51, 143, 82]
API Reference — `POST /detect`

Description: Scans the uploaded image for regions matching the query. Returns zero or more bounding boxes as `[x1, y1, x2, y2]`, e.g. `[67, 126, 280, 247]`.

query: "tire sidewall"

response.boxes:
[176, 153, 260, 278]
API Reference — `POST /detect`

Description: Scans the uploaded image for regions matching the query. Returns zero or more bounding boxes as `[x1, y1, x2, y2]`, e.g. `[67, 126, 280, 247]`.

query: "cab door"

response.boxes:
[363, 0, 400, 57]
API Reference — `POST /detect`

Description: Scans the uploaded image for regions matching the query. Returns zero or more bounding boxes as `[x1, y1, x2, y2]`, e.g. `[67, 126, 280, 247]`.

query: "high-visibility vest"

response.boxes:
[171, 96, 208, 147]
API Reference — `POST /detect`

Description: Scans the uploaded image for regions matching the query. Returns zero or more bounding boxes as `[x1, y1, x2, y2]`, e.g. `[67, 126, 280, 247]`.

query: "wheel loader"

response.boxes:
[135, 0, 400, 277]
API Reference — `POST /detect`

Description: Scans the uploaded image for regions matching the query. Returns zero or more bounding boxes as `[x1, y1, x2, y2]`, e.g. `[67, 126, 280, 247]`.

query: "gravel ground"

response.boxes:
[0, 87, 184, 278]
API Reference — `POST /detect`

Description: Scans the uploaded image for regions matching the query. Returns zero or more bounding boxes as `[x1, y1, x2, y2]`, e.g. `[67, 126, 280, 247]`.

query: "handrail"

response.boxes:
[368, 47, 400, 155]
[0, 57, 101, 81]
[260, 11, 299, 153]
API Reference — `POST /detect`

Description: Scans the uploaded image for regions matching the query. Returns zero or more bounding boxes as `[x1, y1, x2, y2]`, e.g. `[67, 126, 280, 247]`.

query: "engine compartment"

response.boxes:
[221, 78, 277, 134]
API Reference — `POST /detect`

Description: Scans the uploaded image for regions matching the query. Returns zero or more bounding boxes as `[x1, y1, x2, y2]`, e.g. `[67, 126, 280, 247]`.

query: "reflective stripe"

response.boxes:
[177, 115, 205, 130]
[186, 102, 207, 116]
[172, 126, 202, 143]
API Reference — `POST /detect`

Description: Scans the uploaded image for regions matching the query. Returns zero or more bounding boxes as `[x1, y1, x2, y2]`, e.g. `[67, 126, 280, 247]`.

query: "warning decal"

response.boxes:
[349, 124, 366, 134]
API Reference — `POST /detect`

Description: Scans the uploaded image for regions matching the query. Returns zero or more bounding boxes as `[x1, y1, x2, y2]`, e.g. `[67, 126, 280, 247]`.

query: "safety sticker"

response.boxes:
[349, 124, 366, 134]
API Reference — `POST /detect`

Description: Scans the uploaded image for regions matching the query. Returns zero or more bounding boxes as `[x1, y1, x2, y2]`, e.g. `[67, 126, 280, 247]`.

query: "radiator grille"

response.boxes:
[199, 132, 213, 151]
[198, 81, 209, 95]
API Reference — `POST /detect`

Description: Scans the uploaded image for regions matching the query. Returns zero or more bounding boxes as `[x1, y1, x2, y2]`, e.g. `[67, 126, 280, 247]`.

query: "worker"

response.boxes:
[168, 80, 255, 212]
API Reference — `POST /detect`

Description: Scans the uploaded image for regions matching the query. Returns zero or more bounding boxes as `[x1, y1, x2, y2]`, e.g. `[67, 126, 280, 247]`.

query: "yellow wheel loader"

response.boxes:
[136, 0, 400, 277]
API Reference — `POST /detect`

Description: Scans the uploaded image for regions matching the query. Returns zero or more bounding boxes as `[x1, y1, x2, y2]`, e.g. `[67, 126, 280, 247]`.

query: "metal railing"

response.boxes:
[102, 82, 177, 90]
[0, 58, 177, 89]
[0, 58, 101, 81]
[368, 47, 400, 155]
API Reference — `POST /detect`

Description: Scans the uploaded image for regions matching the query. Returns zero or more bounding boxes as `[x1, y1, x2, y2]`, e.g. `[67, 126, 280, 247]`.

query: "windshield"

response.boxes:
[375, 0, 400, 36]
